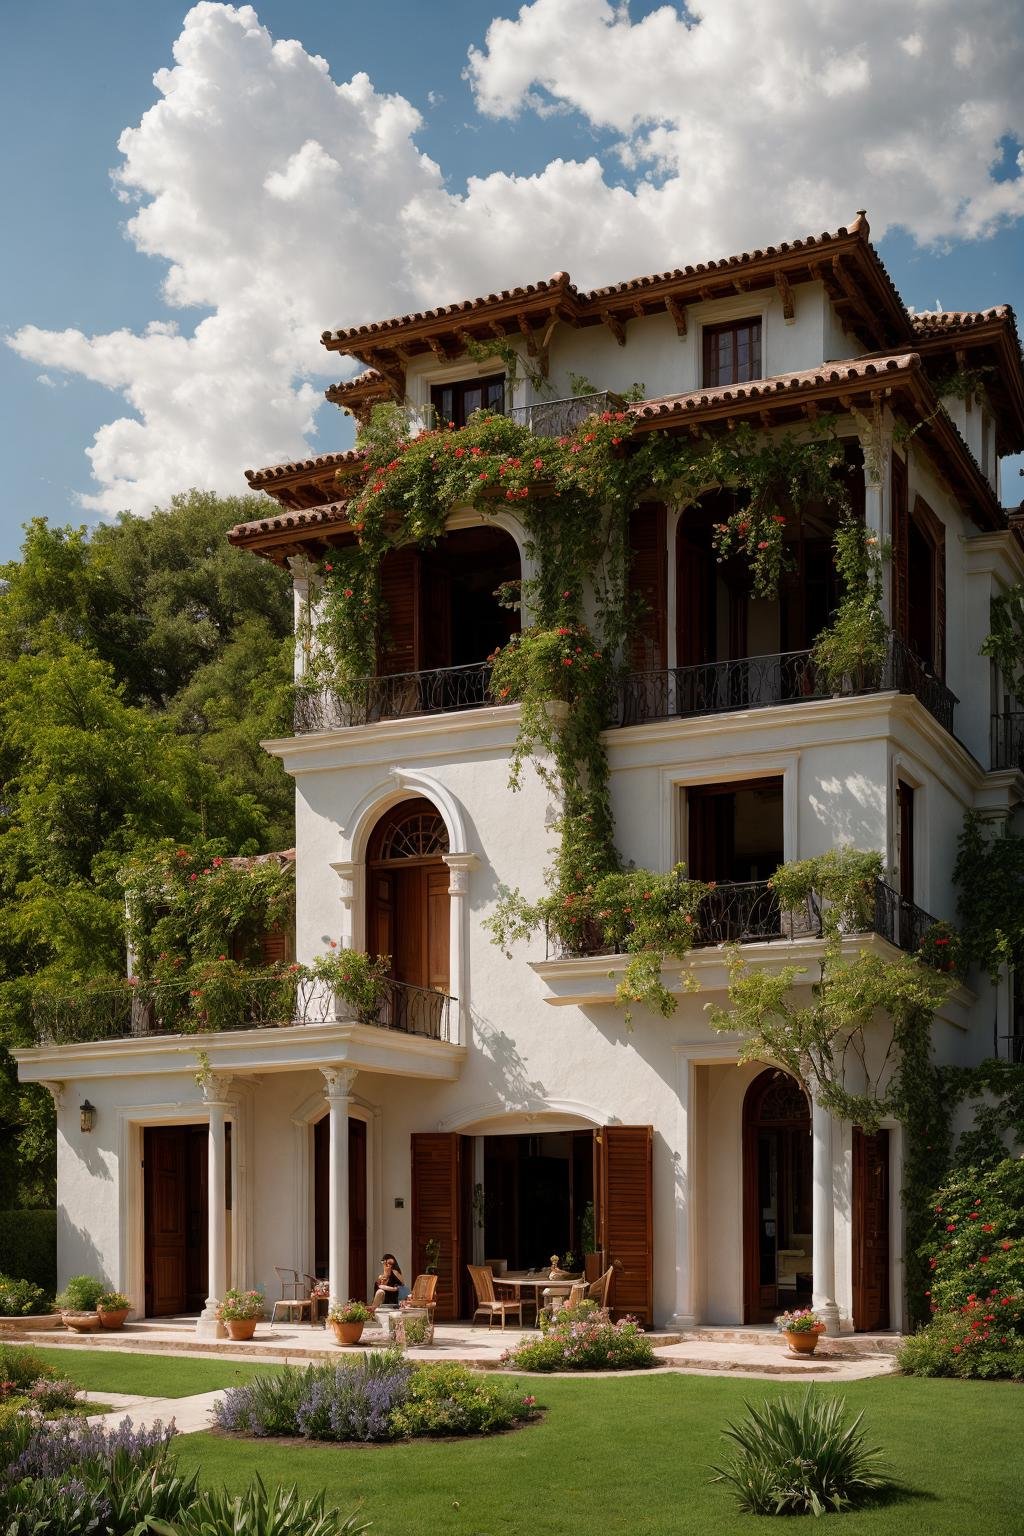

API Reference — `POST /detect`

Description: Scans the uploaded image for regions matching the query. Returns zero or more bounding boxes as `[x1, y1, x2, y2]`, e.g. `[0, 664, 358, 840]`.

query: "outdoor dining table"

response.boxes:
[498, 1271, 581, 1325]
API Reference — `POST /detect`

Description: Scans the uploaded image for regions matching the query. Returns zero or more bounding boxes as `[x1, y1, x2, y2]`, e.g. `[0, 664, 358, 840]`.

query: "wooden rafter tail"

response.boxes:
[698, 286, 716, 305]
[774, 270, 795, 321]
[600, 308, 627, 347]
[426, 336, 453, 365]
[664, 296, 688, 338]
[829, 256, 887, 350]
[516, 312, 539, 356]
[802, 400, 819, 423]
[366, 350, 406, 400]
[488, 319, 509, 340]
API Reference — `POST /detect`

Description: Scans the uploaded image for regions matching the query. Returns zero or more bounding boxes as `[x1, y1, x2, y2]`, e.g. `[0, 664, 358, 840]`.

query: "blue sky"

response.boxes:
[1, 0, 1021, 559]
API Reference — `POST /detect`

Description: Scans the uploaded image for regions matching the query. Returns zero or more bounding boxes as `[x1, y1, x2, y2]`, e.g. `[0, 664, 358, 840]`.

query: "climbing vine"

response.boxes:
[981, 582, 1024, 699]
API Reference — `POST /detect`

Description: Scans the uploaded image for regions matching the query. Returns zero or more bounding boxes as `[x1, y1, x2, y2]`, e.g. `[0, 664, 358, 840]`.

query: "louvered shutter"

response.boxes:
[912, 497, 946, 680]
[627, 504, 668, 670]
[598, 1124, 654, 1324]
[411, 1132, 465, 1320]
[258, 926, 292, 966]
[378, 546, 420, 675]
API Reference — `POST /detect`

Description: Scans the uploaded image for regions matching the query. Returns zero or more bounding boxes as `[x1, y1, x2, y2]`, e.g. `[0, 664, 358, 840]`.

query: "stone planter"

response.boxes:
[97, 1307, 131, 1331]
[388, 1307, 434, 1347]
[0, 1313, 62, 1333]
[785, 1329, 821, 1356]
[329, 1319, 365, 1346]
[225, 1318, 258, 1341]
[61, 1311, 101, 1334]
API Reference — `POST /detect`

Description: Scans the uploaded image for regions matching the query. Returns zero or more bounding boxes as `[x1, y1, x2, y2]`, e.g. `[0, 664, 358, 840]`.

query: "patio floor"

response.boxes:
[6, 1314, 899, 1380]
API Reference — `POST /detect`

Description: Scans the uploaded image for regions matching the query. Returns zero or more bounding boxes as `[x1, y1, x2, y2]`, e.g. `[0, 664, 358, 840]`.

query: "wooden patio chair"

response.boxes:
[269, 1267, 314, 1327]
[566, 1280, 588, 1307]
[401, 1273, 438, 1317]
[467, 1265, 523, 1330]
[587, 1265, 615, 1311]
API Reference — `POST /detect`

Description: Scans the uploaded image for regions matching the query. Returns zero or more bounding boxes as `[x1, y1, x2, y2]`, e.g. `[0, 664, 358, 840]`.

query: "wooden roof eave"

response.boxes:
[910, 321, 1024, 457]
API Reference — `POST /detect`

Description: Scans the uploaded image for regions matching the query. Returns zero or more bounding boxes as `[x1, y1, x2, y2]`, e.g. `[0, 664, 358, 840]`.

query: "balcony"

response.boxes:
[295, 661, 493, 732]
[544, 877, 941, 963]
[31, 974, 454, 1047]
[990, 711, 1024, 771]
[618, 634, 957, 737]
[508, 392, 622, 436]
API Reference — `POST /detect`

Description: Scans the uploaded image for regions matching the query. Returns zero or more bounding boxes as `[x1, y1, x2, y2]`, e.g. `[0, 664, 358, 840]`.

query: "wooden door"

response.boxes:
[144, 1126, 207, 1317]
[852, 1128, 890, 1332]
[597, 1125, 653, 1324]
[743, 1071, 811, 1323]
[411, 1132, 467, 1320]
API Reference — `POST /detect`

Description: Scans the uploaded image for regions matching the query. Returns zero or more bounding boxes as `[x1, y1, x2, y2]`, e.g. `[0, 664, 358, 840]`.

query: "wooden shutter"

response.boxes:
[912, 496, 946, 680]
[258, 925, 293, 966]
[628, 504, 668, 670]
[378, 546, 420, 675]
[598, 1125, 653, 1324]
[890, 453, 909, 643]
[852, 1128, 890, 1332]
[411, 1132, 466, 1320]
[426, 868, 451, 992]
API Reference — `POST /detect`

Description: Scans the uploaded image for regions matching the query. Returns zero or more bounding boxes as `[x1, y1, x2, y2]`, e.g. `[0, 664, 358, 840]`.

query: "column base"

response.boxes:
[665, 1313, 696, 1332]
[813, 1298, 841, 1336]
[195, 1308, 227, 1340]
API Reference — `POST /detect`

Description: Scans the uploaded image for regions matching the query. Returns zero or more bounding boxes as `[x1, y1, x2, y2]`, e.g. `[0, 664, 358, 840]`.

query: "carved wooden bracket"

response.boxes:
[775, 270, 795, 322]
[600, 309, 627, 347]
[664, 296, 688, 338]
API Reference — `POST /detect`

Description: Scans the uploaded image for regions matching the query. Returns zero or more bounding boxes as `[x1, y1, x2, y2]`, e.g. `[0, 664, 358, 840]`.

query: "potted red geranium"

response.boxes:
[775, 1307, 827, 1355]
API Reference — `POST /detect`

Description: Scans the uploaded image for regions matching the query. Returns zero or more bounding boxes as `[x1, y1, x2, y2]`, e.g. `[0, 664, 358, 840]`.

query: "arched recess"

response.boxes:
[742, 1068, 812, 1323]
[332, 769, 477, 1041]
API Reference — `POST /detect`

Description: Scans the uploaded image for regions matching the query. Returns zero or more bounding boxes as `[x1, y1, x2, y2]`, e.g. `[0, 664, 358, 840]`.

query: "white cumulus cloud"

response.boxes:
[7, 0, 1024, 516]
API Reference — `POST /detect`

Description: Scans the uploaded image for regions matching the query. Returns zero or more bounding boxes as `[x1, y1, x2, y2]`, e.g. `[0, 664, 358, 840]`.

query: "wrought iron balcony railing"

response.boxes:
[618, 634, 957, 736]
[990, 711, 1024, 771]
[508, 392, 622, 436]
[32, 974, 454, 1047]
[544, 877, 940, 965]
[294, 662, 494, 732]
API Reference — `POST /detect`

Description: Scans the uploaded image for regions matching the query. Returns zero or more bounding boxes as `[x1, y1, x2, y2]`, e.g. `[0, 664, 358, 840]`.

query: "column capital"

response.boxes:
[200, 1072, 234, 1105]
[329, 860, 357, 909]
[443, 852, 479, 896]
[40, 1080, 66, 1109]
[322, 1066, 358, 1101]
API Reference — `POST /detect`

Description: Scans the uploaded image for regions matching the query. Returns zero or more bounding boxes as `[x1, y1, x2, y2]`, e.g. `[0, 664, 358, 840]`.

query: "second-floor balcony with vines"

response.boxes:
[295, 661, 494, 732]
[544, 875, 943, 965]
[507, 392, 623, 436]
[31, 969, 454, 1048]
[617, 633, 957, 738]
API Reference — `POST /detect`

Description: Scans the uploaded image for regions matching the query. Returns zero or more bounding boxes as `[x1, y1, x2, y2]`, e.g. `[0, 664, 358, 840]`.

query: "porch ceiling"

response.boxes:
[14, 1020, 466, 1084]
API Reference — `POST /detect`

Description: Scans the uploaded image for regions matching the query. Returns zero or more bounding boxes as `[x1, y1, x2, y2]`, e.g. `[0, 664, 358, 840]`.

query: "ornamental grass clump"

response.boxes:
[501, 1300, 655, 1372]
[711, 1390, 891, 1518]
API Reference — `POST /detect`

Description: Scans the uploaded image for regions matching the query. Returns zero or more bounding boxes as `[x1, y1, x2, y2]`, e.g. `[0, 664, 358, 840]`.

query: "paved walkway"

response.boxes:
[84, 1389, 223, 1434]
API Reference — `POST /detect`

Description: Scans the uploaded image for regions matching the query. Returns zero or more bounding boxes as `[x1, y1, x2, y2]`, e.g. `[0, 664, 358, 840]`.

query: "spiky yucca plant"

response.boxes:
[150, 1476, 369, 1536]
[711, 1389, 890, 1517]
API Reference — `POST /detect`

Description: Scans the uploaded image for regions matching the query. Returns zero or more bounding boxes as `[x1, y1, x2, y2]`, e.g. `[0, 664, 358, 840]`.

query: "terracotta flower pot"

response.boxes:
[225, 1318, 258, 1341]
[97, 1307, 130, 1331]
[61, 1311, 101, 1333]
[329, 1319, 365, 1346]
[785, 1329, 820, 1355]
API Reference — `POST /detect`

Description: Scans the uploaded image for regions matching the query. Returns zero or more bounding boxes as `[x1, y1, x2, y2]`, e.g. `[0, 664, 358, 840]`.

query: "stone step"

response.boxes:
[683, 1328, 903, 1356]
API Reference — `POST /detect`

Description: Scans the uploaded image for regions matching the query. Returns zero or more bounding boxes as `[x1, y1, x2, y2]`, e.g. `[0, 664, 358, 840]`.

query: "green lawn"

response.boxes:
[26, 1351, 1023, 1533]
[32, 1347, 286, 1398]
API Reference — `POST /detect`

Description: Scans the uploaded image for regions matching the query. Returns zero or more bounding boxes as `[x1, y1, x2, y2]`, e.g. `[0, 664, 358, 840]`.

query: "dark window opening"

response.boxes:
[687, 777, 784, 886]
[430, 375, 505, 429]
[482, 1130, 594, 1272]
[378, 525, 520, 677]
[702, 318, 762, 387]
[897, 781, 915, 902]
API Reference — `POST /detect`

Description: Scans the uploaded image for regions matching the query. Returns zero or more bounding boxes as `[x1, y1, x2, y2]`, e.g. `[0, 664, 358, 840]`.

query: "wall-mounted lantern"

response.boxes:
[79, 1100, 96, 1134]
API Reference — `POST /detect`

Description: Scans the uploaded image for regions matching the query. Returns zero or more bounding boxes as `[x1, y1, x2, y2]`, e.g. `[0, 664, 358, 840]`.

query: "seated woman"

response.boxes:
[370, 1253, 406, 1311]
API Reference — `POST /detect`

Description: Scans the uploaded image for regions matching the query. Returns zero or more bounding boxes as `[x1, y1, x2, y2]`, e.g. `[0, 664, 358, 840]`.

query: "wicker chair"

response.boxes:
[401, 1273, 438, 1317]
[467, 1265, 523, 1330]
[269, 1267, 314, 1326]
[588, 1265, 615, 1311]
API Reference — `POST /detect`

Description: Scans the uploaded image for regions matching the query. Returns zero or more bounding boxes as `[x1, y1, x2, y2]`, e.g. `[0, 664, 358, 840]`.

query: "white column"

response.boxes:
[443, 854, 478, 1045]
[667, 1051, 696, 1330]
[811, 1090, 841, 1335]
[323, 1067, 358, 1307]
[196, 1074, 233, 1339]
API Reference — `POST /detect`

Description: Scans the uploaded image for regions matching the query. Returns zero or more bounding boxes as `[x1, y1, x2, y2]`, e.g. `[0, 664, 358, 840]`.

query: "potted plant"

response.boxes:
[216, 1288, 265, 1341]
[55, 1275, 105, 1332]
[96, 1290, 132, 1330]
[424, 1238, 441, 1276]
[775, 1307, 827, 1356]
[327, 1299, 372, 1346]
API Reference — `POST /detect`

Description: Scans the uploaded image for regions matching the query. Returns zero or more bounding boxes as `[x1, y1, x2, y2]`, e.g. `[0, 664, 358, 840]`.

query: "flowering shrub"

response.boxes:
[96, 1291, 131, 1312]
[918, 920, 964, 975]
[501, 1302, 655, 1372]
[899, 1156, 1024, 1379]
[28, 1377, 80, 1414]
[775, 1308, 826, 1336]
[214, 1353, 535, 1442]
[0, 1278, 50, 1318]
[0, 1345, 52, 1392]
[54, 1275, 105, 1312]
[310, 950, 392, 1024]
[216, 1288, 265, 1323]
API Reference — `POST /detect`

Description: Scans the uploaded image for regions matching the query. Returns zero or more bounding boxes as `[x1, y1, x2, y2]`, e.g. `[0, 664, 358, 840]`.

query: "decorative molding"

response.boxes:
[200, 1072, 234, 1105]
[40, 1080, 65, 1108]
[443, 852, 480, 896]
[329, 860, 356, 909]
[437, 1097, 610, 1133]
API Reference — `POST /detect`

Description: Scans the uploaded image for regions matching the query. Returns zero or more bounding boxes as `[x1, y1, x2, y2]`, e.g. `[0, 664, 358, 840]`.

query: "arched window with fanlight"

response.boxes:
[366, 798, 451, 997]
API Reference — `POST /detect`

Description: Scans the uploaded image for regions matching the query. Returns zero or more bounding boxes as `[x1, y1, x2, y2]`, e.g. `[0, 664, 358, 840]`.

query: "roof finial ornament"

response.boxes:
[851, 209, 869, 238]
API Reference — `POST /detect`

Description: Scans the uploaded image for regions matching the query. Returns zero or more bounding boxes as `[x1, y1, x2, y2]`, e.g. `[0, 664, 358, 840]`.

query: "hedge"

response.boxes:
[0, 1210, 57, 1295]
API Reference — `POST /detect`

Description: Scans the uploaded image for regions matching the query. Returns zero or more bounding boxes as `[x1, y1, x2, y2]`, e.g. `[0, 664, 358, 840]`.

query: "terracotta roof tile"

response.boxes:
[244, 449, 367, 487]
[227, 501, 352, 542]
[327, 369, 385, 395]
[630, 354, 920, 421]
[911, 306, 1015, 336]
[226, 848, 296, 870]
[322, 273, 576, 347]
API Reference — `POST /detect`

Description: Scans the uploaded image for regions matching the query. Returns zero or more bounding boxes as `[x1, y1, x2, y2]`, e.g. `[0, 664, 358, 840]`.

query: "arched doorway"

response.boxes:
[366, 798, 451, 1032]
[742, 1069, 812, 1322]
